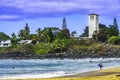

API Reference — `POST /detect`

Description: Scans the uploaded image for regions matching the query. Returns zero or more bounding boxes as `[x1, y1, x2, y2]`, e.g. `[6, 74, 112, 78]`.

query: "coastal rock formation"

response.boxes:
[0, 46, 120, 59]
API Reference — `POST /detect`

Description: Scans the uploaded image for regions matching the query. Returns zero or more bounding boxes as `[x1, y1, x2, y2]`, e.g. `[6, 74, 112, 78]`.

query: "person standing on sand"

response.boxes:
[98, 63, 103, 70]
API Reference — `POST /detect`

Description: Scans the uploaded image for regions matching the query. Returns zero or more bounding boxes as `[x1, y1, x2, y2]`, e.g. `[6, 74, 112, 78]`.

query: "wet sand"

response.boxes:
[6, 67, 120, 80]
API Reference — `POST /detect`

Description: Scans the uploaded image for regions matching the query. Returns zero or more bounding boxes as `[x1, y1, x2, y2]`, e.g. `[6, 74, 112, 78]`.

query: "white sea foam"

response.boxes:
[0, 71, 67, 79]
[0, 58, 120, 79]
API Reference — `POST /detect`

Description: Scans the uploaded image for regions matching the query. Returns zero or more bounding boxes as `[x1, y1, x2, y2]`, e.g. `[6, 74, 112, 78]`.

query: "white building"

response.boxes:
[0, 40, 11, 47]
[88, 13, 99, 38]
[18, 40, 32, 44]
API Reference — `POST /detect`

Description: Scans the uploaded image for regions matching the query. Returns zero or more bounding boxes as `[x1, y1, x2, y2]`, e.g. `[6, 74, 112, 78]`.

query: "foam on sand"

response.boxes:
[7, 67, 120, 80]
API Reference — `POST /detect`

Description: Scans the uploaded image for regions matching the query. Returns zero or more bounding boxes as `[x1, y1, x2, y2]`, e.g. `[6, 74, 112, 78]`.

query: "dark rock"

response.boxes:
[0, 46, 120, 59]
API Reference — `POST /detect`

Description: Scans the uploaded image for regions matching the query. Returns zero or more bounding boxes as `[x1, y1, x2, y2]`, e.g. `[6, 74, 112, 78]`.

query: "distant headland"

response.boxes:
[0, 15, 120, 59]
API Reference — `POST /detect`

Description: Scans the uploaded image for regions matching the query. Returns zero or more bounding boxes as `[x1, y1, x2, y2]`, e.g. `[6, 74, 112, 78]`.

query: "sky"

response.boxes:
[0, 0, 120, 36]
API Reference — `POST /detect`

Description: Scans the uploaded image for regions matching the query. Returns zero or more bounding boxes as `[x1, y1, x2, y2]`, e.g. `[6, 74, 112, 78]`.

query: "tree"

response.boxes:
[0, 32, 10, 40]
[108, 36, 120, 45]
[51, 27, 60, 37]
[18, 30, 25, 40]
[62, 17, 67, 30]
[93, 23, 118, 42]
[42, 27, 54, 43]
[98, 24, 108, 42]
[80, 26, 88, 37]
[71, 31, 77, 38]
[18, 23, 30, 40]
[53, 39, 66, 53]
[11, 33, 17, 39]
[113, 17, 119, 36]
[55, 28, 70, 40]
[92, 30, 99, 42]
[108, 25, 119, 37]
[30, 34, 38, 44]
[24, 23, 30, 39]
[36, 28, 42, 43]
[34, 43, 52, 54]
[61, 29, 70, 39]
[11, 33, 18, 45]
[48, 28, 54, 43]
[107, 18, 120, 37]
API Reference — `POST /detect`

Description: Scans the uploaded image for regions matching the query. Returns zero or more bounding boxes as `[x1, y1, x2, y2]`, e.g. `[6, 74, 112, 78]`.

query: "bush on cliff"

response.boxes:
[34, 43, 52, 54]
[16, 44, 34, 54]
[0, 45, 17, 53]
[0, 44, 34, 54]
[108, 36, 120, 45]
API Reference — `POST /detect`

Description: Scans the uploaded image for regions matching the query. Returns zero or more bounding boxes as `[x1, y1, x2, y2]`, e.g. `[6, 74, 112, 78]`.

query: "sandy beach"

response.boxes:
[6, 67, 120, 80]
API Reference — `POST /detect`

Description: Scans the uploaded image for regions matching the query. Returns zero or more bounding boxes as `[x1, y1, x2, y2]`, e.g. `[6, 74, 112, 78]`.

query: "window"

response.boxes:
[90, 16, 94, 21]
[3, 44, 8, 46]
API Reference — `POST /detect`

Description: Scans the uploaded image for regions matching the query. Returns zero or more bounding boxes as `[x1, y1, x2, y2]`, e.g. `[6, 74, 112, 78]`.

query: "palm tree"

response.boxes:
[30, 34, 38, 44]
[42, 28, 54, 43]
[18, 30, 25, 39]
[53, 39, 65, 53]
[18, 23, 30, 40]
[11, 33, 17, 39]
[11, 33, 18, 45]
[36, 28, 42, 43]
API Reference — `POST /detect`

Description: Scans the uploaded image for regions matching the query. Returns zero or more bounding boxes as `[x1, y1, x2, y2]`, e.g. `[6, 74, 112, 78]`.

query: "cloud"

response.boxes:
[0, 15, 24, 21]
[0, 15, 19, 19]
[0, 0, 120, 20]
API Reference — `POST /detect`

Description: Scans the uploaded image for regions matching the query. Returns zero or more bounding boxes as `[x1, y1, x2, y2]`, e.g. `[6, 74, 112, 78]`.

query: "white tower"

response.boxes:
[88, 13, 99, 38]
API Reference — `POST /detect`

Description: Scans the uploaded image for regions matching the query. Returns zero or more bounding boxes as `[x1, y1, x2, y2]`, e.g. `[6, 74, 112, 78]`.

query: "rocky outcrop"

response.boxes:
[0, 46, 120, 59]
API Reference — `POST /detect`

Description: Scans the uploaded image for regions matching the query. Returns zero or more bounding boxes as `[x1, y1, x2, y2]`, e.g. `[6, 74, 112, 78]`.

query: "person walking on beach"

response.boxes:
[98, 63, 103, 70]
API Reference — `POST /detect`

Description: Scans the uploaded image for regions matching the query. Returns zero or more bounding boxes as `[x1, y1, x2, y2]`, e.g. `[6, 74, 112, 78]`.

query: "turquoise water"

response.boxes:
[0, 58, 120, 79]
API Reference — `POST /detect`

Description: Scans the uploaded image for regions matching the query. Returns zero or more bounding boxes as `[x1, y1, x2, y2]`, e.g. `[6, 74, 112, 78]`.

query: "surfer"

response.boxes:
[98, 63, 103, 70]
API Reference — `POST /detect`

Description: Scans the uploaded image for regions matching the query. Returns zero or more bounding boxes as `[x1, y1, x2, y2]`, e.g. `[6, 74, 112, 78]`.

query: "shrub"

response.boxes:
[0, 45, 17, 53]
[108, 36, 120, 45]
[34, 43, 52, 54]
[16, 44, 34, 54]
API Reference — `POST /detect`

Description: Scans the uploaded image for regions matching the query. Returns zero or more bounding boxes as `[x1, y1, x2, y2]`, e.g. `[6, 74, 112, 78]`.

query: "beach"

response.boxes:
[1, 58, 120, 80]
[6, 67, 120, 80]
[1, 58, 120, 79]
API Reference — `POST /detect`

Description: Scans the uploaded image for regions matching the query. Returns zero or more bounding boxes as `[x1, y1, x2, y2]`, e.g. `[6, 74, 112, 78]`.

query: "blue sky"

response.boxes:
[0, 0, 120, 36]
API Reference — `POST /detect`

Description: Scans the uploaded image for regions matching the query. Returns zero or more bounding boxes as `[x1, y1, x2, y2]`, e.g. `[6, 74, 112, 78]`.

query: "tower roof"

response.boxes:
[88, 13, 99, 16]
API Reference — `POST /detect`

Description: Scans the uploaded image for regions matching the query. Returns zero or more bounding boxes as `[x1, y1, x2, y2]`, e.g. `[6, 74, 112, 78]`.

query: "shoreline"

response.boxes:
[59, 69, 119, 78]
[0, 53, 120, 59]
[5, 67, 120, 80]
[1, 58, 120, 79]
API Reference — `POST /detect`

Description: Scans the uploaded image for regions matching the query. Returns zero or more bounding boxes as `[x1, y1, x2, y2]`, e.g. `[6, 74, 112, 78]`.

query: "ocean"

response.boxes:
[0, 58, 120, 79]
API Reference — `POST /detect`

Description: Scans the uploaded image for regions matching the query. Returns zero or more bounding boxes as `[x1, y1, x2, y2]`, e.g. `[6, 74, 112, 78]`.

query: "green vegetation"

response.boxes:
[0, 17, 120, 56]
[34, 43, 52, 54]
[0, 32, 10, 40]
[108, 36, 120, 45]
[0, 44, 34, 54]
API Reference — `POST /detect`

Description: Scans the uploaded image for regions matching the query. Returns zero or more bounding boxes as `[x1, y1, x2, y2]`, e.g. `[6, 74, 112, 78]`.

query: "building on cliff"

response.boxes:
[88, 13, 99, 38]
[0, 40, 11, 47]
